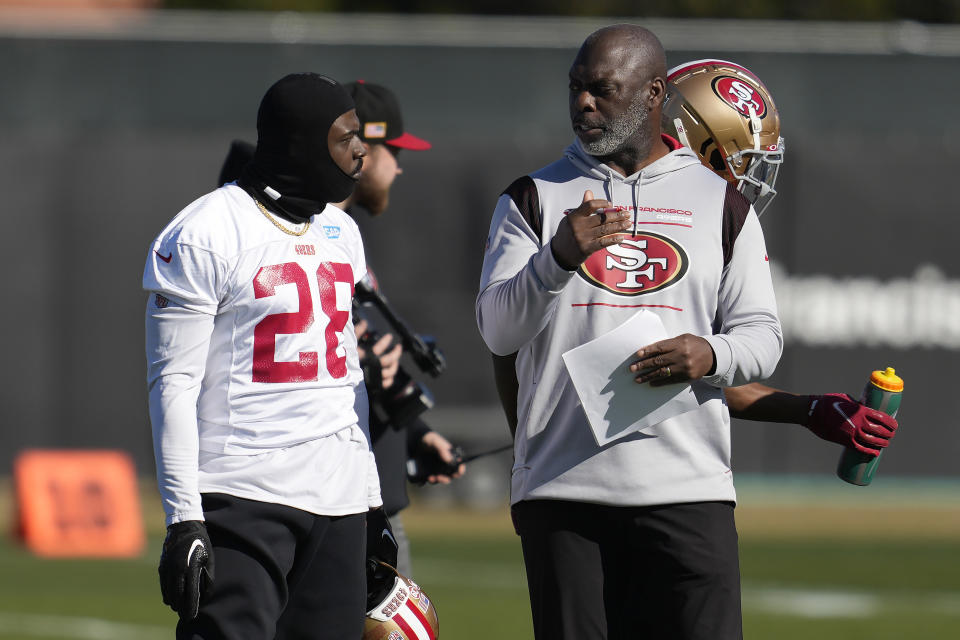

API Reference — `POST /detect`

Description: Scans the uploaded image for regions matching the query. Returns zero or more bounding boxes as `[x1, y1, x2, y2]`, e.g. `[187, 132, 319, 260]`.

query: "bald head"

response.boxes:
[569, 24, 669, 168]
[578, 24, 667, 82]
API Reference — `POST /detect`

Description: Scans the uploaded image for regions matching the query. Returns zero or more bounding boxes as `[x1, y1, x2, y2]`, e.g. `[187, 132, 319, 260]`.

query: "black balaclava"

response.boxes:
[239, 73, 358, 223]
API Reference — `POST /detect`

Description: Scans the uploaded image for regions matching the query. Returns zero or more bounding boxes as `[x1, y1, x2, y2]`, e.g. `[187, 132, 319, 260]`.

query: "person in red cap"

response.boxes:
[340, 80, 432, 216]
[336, 80, 465, 579]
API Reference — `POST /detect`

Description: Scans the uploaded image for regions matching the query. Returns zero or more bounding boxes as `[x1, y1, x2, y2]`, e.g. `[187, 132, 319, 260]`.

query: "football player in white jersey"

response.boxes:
[216, 82, 466, 583]
[144, 73, 390, 639]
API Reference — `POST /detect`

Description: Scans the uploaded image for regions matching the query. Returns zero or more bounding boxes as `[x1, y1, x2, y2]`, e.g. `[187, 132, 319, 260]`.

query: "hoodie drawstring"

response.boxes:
[631, 179, 641, 233]
[562, 137, 701, 235]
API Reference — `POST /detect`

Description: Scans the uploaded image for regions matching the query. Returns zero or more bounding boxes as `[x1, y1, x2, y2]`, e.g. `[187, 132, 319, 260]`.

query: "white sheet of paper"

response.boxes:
[562, 310, 701, 447]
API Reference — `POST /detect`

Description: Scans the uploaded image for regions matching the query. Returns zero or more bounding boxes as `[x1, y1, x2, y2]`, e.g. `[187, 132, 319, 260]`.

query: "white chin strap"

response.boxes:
[748, 105, 761, 151]
[672, 118, 692, 150]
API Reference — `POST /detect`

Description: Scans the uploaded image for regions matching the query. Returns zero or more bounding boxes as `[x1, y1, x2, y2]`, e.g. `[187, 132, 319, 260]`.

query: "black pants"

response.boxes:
[176, 493, 366, 640]
[514, 499, 742, 640]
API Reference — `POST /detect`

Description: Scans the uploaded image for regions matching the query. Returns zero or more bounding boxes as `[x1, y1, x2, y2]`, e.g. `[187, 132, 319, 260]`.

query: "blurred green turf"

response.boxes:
[739, 539, 960, 639]
[3, 474, 960, 640]
[0, 534, 175, 639]
[1, 530, 958, 639]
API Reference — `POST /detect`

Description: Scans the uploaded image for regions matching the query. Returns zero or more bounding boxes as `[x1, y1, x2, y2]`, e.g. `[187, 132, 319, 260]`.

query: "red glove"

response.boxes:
[803, 393, 898, 456]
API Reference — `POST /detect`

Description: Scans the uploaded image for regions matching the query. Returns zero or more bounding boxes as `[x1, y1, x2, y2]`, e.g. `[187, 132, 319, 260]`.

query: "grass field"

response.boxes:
[1, 476, 958, 639]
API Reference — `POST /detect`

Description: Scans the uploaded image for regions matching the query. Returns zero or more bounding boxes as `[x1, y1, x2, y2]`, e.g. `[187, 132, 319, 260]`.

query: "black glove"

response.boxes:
[366, 508, 399, 570]
[159, 520, 214, 620]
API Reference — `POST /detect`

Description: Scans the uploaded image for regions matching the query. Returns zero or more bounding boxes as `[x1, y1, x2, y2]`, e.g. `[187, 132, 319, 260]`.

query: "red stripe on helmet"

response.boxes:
[393, 611, 421, 640]
[667, 59, 759, 83]
[406, 598, 436, 640]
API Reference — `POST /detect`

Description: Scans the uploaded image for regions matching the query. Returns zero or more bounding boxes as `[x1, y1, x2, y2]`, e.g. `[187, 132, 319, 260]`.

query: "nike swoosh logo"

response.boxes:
[381, 528, 397, 548]
[155, 250, 172, 263]
[832, 401, 856, 427]
[187, 539, 205, 565]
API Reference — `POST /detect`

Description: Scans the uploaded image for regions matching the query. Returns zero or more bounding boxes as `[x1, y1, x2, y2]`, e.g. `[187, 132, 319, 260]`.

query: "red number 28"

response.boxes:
[252, 261, 354, 383]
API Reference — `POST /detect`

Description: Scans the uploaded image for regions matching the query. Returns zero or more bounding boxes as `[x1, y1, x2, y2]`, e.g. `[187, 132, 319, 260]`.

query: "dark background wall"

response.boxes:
[1, 13, 957, 479]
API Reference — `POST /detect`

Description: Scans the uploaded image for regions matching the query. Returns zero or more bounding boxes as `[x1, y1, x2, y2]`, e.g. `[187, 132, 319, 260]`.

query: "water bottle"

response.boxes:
[836, 367, 903, 486]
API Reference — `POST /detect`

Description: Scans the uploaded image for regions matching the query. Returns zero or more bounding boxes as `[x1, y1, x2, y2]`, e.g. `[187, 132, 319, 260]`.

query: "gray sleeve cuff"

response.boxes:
[701, 334, 734, 387]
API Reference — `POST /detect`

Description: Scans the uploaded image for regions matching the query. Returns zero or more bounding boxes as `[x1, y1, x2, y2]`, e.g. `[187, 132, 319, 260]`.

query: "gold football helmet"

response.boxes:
[364, 562, 440, 640]
[663, 59, 784, 215]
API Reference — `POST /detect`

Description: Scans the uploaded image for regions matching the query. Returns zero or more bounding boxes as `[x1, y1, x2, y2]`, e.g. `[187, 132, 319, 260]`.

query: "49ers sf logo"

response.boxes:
[712, 76, 767, 118]
[579, 232, 688, 296]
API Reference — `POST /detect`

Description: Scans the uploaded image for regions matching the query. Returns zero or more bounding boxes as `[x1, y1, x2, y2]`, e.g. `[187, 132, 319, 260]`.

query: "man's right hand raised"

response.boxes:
[549, 190, 632, 270]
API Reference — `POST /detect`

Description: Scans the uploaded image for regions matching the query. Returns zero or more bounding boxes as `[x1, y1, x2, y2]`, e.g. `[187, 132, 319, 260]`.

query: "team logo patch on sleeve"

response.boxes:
[579, 232, 688, 296]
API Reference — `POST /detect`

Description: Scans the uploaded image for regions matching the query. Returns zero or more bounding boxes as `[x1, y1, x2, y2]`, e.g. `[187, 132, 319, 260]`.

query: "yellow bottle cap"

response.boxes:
[871, 366, 904, 392]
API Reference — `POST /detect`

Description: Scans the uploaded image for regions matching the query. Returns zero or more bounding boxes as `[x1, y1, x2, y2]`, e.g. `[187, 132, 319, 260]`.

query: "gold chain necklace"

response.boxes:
[254, 199, 310, 237]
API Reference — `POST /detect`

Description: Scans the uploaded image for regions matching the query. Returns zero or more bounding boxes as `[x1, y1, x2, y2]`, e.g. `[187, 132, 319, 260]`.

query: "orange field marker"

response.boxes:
[13, 449, 146, 557]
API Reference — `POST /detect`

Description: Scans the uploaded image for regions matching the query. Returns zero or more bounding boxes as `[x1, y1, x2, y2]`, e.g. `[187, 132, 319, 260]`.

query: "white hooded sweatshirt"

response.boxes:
[477, 136, 782, 507]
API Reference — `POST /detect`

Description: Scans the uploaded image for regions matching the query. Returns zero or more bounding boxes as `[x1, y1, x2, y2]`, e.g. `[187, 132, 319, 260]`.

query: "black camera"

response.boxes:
[406, 445, 464, 485]
[353, 281, 444, 426]
[357, 327, 435, 425]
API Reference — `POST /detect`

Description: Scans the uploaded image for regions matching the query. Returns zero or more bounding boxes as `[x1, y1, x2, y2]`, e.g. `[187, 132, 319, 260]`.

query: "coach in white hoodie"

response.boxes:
[477, 25, 782, 640]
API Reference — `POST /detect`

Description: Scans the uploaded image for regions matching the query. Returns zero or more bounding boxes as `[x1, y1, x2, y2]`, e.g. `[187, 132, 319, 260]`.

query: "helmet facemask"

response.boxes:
[729, 135, 784, 216]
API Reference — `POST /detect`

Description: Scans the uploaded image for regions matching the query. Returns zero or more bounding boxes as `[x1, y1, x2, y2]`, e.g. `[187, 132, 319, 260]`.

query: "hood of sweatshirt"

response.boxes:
[563, 134, 703, 205]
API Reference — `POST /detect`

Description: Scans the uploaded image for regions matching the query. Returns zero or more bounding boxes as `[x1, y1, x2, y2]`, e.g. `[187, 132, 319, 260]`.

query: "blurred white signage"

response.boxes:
[771, 262, 960, 349]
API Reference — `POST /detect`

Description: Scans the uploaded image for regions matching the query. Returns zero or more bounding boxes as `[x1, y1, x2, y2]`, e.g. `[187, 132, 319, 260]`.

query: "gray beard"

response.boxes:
[582, 94, 652, 157]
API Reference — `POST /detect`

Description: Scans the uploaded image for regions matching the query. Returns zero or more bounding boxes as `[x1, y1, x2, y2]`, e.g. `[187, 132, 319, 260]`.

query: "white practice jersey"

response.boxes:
[144, 184, 380, 524]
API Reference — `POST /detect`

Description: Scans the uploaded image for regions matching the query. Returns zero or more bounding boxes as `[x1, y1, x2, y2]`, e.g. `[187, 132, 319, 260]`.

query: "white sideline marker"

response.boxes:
[0, 612, 169, 640]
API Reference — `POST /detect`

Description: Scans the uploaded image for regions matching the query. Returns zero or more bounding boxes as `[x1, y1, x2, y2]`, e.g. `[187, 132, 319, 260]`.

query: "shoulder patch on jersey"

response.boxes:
[502, 176, 542, 241]
[722, 183, 750, 266]
[323, 225, 341, 239]
[578, 232, 688, 296]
